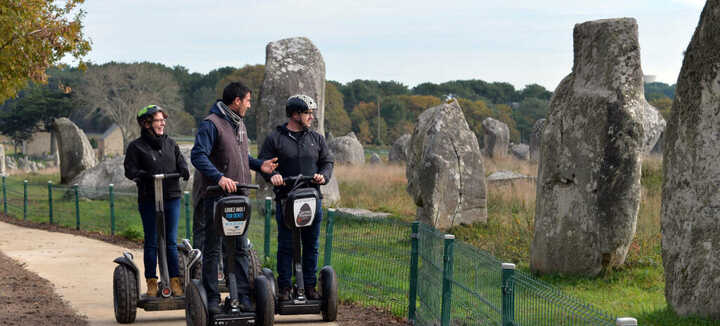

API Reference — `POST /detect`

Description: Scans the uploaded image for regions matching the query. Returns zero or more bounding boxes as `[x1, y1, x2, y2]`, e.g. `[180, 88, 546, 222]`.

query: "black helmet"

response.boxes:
[136, 105, 166, 127]
[285, 94, 317, 117]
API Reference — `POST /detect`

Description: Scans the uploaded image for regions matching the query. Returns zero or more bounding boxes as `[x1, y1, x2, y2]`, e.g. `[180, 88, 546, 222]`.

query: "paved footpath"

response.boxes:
[0, 221, 336, 326]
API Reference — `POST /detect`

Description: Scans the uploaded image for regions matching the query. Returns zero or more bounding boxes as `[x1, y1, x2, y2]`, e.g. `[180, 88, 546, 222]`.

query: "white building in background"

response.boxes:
[643, 75, 657, 83]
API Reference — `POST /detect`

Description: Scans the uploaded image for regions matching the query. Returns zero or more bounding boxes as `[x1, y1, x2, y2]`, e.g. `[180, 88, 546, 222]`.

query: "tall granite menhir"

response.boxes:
[53, 118, 98, 184]
[662, 0, 720, 318]
[255, 37, 339, 204]
[406, 100, 487, 229]
[530, 18, 645, 276]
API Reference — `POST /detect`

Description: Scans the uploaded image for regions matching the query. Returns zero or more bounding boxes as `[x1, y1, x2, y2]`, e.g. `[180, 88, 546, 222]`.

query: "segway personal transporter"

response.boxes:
[113, 173, 202, 323]
[264, 175, 338, 321]
[185, 183, 274, 326]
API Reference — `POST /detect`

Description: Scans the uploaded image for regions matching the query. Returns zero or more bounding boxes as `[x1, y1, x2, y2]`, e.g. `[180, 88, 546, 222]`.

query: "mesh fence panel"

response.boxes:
[416, 222, 446, 326]
[449, 241, 503, 325]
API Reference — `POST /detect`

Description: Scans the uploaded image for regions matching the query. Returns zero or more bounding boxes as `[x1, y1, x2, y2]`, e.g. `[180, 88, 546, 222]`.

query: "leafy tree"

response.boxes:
[513, 97, 550, 142]
[644, 82, 676, 101]
[649, 96, 672, 120]
[75, 62, 184, 149]
[520, 84, 553, 100]
[325, 81, 351, 136]
[0, 0, 91, 102]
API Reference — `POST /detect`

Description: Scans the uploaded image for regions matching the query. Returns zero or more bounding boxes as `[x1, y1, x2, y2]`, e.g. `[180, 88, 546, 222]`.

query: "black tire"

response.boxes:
[247, 248, 261, 290]
[319, 266, 338, 322]
[254, 276, 275, 326]
[185, 281, 208, 326]
[113, 265, 138, 324]
[260, 268, 277, 300]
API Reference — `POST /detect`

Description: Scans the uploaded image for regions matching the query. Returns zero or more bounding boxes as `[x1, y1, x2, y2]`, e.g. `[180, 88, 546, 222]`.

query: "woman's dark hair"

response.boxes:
[222, 82, 251, 105]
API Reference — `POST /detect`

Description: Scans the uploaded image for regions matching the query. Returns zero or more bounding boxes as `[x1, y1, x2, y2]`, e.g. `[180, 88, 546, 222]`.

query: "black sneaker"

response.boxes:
[239, 295, 252, 311]
[279, 287, 292, 301]
[305, 287, 321, 300]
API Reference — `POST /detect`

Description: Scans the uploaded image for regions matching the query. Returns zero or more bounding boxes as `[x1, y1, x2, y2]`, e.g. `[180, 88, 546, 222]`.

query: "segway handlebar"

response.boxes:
[282, 175, 315, 184]
[133, 172, 181, 183]
[206, 182, 259, 196]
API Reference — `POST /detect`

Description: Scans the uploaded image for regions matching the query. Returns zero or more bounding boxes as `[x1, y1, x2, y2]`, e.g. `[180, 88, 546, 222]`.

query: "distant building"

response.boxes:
[23, 130, 54, 157]
[97, 124, 123, 158]
[643, 75, 657, 83]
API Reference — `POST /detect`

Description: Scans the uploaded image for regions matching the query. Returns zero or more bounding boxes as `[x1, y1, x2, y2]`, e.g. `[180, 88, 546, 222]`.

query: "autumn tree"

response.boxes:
[0, 0, 91, 102]
[649, 96, 672, 120]
[325, 81, 351, 136]
[215, 64, 264, 139]
[75, 62, 184, 149]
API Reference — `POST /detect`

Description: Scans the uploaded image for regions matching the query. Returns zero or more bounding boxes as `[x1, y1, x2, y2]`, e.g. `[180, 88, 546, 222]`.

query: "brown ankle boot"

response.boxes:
[146, 278, 158, 297]
[170, 277, 183, 296]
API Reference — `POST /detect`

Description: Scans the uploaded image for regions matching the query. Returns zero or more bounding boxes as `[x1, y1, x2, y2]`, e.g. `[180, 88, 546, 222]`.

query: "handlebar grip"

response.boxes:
[206, 183, 259, 194]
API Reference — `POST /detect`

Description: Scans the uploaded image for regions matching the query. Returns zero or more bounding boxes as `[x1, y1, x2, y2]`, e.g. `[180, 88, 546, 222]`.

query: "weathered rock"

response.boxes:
[5, 156, 16, 171]
[388, 134, 411, 163]
[482, 118, 509, 159]
[0, 145, 5, 176]
[53, 118, 98, 184]
[662, 1, 720, 318]
[406, 100, 487, 229]
[510, 144, 530, 160]
[651, 131, 663, 154]
[638, 102, 666, 154]
[335, 207, 391, 219]
[320, 177, 340, 206]
[531, 18, 644, 276]
[255, 37, 329, 201]
[529, 119, 546, 162]
[487, 170, 534, 183]
[328, 132, 364, 165]
[369, 153, 382, 164]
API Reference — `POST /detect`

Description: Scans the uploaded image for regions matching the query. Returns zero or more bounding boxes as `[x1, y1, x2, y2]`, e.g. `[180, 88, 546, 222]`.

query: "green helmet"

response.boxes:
[136, 105, 165, 126]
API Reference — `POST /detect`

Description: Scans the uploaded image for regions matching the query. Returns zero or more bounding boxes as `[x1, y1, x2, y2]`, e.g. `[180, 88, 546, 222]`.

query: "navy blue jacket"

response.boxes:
[191, 101, 262, 183]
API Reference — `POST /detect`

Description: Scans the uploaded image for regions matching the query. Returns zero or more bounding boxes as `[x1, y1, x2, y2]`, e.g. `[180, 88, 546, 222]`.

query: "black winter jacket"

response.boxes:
[124, 129, 190, 202]
[258, 124, 333, 199]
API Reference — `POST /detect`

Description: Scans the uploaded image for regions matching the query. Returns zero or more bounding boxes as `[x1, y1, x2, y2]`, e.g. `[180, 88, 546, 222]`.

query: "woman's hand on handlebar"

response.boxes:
[270, 174, 284, 186]
[218, 176, 237, 193]
[312, 174, 325, 185]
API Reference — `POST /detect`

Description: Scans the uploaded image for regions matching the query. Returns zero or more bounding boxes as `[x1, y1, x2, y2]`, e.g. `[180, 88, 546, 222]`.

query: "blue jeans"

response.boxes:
[197, 197, 251, 304]
[276, 199, 322, 289]
[138, 198, 180, 280]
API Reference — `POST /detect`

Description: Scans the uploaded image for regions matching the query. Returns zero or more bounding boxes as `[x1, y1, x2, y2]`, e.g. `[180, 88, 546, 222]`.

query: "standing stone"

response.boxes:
[530, 18, 645, 276]
[0, 145, 5, 176]
[388, 134, 411, 163]
[328, 132, 365, 165]
[529, 119, 546, 162]
[406, 100, 487, 229]
[255, 37, 337, 202]
[482, 118, 509, 159]
[651, 131, 663, 154]
[369, 153, 382, 164]
[320, 177, 340, 206]
[638, 102, 666, 154]
[662, 1, 720, 318]
[510, 144, 530, 161]
[53, 118, 98, 184]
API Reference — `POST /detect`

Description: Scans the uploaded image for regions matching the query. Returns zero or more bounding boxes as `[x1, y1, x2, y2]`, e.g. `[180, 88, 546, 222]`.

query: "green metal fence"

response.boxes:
[0, 175, 636, 326]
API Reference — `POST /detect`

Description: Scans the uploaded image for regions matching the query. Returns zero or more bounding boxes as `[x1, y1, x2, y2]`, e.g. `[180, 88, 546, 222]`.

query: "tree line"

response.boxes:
[0, 62, 678, 149]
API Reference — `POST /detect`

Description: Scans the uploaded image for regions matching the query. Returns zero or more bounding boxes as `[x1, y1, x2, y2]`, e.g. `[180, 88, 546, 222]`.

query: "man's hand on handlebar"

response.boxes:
[218, 176, 237, 193]
[270, 174, 284, 186]
[312, 174, 325, 185]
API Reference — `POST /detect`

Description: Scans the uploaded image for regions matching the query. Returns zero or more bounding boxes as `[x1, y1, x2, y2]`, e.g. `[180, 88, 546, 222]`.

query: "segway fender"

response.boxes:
[113, 252, 141, 298]
[190, 279, 208, 308]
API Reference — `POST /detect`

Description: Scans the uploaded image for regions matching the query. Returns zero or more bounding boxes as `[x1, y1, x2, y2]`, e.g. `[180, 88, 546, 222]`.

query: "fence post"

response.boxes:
[74, 184, 80, 230]
[184, 191, 190, 240]
[408, 221, 420, 323]
[441, 234, 455, 326]
[616, 317, 638, 326]
[2, 175, 6, 215]
[23, 180, 28, 221]
[47, 181, 53, 224]
[324, 208, 336, 267]
[264, 197, 271, 261]
[109, 184, 115, 235]
[502, 263, 516, 326]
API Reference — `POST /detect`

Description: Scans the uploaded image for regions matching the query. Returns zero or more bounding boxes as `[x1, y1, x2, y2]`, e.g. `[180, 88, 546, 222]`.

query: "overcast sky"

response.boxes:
[68, 0, 706, 91]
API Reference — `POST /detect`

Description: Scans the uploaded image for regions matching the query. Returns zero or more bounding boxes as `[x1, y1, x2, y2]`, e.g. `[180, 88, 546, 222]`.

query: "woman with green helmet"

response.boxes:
[123, 105, 190, 297]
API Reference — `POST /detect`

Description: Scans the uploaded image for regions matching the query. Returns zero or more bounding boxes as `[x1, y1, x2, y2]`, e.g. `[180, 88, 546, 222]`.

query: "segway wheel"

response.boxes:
[113, 264, 138, 323]
[248, 248, 261, 290]
[185, 281, 208, 326]
[319, 266, 338, 322]
[260, 268, 277, 301]
[254, 276, 275, 326]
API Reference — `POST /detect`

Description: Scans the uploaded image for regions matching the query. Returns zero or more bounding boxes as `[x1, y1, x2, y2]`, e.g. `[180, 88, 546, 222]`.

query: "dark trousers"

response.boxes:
[138, 198, 180, 280]
[276, 199, 322, 289]
[196, 197, 251, 303]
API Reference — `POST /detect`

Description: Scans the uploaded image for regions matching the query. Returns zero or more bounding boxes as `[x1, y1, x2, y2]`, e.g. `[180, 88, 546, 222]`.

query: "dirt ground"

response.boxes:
[0, 214, 407, 325]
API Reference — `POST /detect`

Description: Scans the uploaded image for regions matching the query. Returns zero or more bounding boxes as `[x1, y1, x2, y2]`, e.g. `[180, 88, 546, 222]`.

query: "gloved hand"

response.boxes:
[181, 168, 190, 181]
